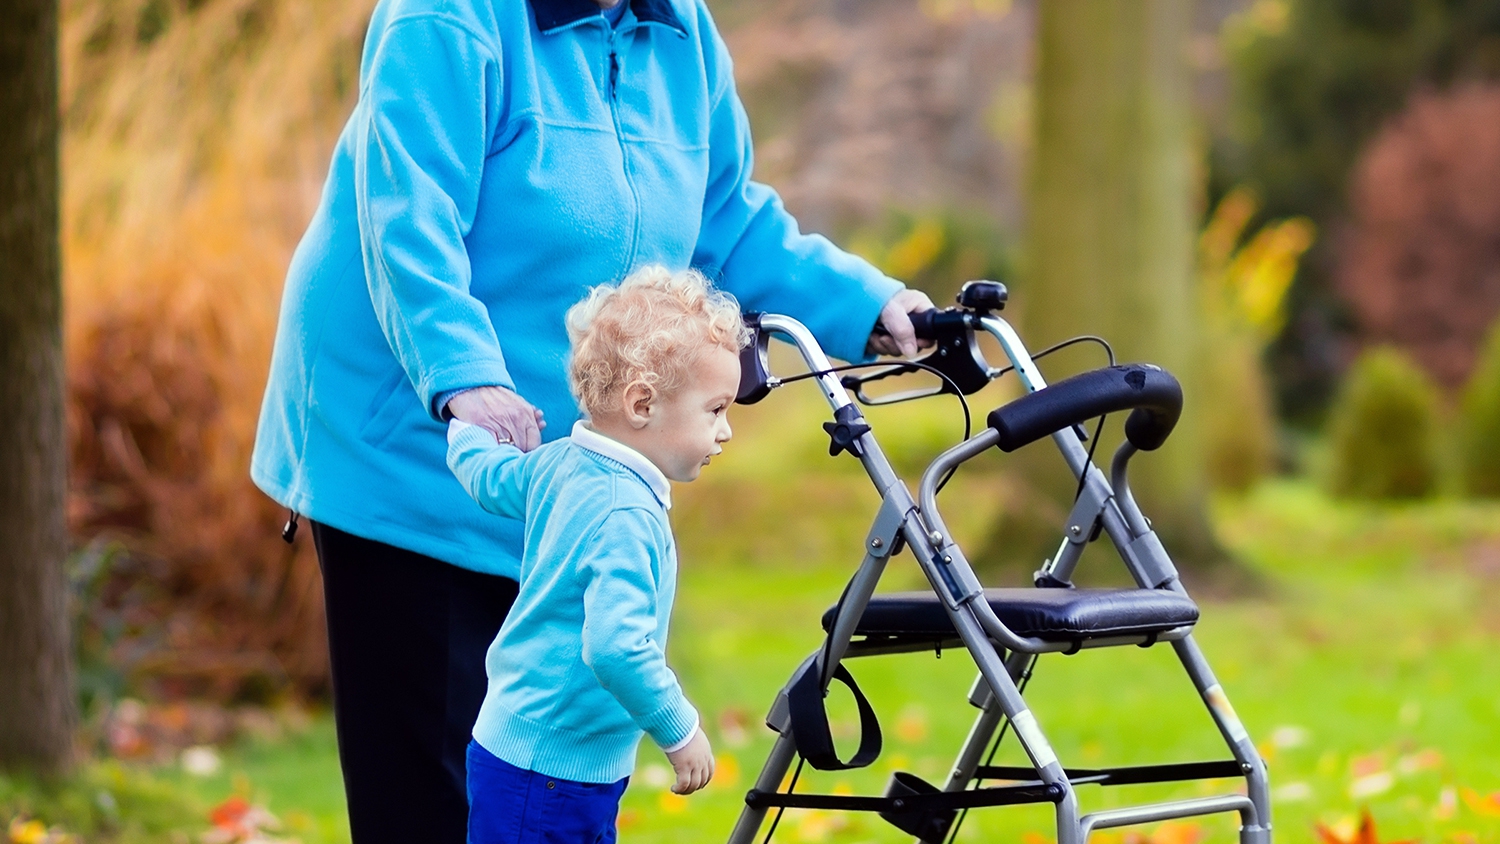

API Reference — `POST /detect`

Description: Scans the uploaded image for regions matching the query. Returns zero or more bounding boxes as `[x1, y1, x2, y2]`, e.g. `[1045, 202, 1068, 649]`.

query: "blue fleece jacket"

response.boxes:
[448, 420, 696, 783]
[250, 0, 904, 578]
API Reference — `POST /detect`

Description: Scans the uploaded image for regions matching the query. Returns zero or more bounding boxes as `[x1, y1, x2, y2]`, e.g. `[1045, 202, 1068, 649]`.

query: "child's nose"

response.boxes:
[718, 419, 733, 442]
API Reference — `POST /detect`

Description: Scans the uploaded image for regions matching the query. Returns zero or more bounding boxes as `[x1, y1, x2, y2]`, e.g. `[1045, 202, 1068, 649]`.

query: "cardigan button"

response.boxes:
[547, 781, 556, 789]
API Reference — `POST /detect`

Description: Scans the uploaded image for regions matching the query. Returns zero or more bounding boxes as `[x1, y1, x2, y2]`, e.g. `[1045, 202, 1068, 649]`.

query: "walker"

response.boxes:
[725, 282, 1272, 844]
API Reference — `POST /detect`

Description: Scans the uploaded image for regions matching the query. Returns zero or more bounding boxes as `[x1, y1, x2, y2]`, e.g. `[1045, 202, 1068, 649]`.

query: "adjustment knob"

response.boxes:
[957, 280, 1008, 312]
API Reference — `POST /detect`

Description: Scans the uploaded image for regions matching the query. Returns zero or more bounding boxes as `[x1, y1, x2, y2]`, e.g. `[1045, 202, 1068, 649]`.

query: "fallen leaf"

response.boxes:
[9, 819, 48, 844]
[7, 818, 77, 844]
[1271, 725, 1309, 749]
[182, 745, 223, 777]
[1433, 787, 1457, 820]
[1124, 821, 1203, 844]
[717, 708, 751, 748]
[209, 797, 250, 829]
[1459, 788, 1500, 818]
[711, 753, 741, 790]
[1350, 772, 1395, 799]
[895, 705, 929, 743]
[1396, 750, 1443, 776]
[1274, 782, 1312, 802]
[1315, 808, 1416, 844]
[657, 792, 688, 814]
[639, 764, 671, 790]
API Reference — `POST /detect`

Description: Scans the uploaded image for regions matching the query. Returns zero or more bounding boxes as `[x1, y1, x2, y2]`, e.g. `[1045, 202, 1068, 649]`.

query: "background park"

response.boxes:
[3, 0, 1500, 842]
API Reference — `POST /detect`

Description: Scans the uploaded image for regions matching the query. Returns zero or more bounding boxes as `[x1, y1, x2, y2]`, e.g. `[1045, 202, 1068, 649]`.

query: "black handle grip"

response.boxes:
[986, 365, 1183, 452]
[908, 309, 939, 340]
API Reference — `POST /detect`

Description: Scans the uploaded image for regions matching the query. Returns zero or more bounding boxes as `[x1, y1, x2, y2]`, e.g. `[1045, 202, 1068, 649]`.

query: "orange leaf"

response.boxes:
[208, 796, 250, 828]
[1315, 809, 1416, 844]
[1459, 788, 1500, 818]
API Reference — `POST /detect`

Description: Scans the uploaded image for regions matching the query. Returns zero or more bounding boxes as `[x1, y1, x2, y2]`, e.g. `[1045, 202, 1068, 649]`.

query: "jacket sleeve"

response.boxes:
[355, 17, 514, 420]
[446, 421, 531, 519]
[690, 11, 905, 364]
[578, 508, 699, 750]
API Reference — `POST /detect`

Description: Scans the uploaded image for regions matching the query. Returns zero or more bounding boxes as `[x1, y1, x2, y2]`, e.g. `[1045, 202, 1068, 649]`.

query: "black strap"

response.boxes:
[787, 656, 882, 771]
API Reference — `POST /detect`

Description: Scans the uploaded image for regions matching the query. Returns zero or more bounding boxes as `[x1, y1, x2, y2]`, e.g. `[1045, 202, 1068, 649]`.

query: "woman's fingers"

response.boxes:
[508, 407, 542, 452]
[447, 386, 545, 451]
[870, 288, 937, 358]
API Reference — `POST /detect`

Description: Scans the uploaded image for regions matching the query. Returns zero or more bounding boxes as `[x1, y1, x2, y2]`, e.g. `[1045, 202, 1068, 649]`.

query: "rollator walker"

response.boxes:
[725, 282, 1271, 844]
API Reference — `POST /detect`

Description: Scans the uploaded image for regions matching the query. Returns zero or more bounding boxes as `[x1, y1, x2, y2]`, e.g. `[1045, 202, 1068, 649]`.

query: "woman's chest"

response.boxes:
[467, 23, 714, 277]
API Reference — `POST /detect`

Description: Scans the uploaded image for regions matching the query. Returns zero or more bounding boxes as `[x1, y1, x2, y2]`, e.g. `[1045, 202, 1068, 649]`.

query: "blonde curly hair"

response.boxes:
[566, 265, 752, 420]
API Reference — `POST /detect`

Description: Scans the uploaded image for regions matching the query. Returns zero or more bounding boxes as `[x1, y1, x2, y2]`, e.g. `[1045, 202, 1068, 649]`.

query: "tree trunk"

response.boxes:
[0, 0, 74, 776]
[981, 0, 1233, 580]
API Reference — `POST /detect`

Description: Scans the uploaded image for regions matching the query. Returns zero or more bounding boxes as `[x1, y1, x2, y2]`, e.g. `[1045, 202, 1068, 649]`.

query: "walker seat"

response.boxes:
[824, 587, 1199, 650]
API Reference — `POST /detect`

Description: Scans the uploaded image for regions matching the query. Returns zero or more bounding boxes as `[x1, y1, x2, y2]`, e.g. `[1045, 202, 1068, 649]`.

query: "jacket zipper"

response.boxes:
[606, 38, 641, 266]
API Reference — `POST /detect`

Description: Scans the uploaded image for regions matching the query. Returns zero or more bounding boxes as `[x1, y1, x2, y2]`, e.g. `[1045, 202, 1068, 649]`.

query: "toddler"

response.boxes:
[446, 265, 749, 842]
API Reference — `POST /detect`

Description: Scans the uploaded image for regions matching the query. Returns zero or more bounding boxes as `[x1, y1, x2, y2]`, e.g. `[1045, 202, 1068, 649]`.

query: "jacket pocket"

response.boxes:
[358, 366, 417, 449]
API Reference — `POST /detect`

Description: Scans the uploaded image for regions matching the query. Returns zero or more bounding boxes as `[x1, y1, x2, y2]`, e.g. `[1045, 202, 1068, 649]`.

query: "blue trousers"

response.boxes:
[467, 741, 628, 844]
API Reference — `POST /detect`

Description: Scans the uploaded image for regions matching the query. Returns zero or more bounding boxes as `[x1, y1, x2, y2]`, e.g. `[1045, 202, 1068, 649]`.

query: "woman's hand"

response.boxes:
[867, 288, 938, 358]
[446, 387, 546, 452]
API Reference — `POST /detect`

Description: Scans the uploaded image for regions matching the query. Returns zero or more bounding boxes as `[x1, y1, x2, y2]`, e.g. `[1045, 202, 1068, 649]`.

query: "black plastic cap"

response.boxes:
[957, 280, 1008, 312]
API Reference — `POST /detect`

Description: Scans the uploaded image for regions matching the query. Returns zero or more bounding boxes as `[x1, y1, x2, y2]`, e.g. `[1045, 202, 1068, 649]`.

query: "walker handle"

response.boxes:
[986, 364, 1182, 452]
[908, 308, 940, 340]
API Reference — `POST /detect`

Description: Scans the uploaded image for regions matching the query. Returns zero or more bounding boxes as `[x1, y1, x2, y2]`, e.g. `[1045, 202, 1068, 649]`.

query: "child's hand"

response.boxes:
[664, 728, 713, 795]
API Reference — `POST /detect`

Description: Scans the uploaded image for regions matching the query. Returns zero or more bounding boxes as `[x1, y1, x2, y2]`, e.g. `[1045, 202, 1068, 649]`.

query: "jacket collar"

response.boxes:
[529, 0, 687, 35]
[571, 421, 672, 510]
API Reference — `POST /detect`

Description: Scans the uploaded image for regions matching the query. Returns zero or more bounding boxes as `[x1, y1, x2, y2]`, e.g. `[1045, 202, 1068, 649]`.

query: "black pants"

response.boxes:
[313, 522, 519, 844]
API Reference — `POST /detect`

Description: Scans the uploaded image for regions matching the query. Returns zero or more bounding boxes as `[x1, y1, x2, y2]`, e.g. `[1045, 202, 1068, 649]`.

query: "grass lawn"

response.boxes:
[6, 385, 1500, 843]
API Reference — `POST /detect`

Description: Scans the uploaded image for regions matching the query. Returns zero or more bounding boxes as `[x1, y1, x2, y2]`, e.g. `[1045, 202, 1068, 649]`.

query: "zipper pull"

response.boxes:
[609, 52, 620, 99]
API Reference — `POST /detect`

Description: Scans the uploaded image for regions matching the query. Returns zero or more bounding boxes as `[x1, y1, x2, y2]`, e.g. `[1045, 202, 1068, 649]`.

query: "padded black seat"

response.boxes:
[822, 588, 1199, 644]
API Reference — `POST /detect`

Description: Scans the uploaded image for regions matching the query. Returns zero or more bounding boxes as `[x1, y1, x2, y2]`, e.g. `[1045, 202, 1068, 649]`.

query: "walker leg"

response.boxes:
[1173, 635, 1273, 844]
[727, 726, 798, 844]
[917, 652, 1034, 843]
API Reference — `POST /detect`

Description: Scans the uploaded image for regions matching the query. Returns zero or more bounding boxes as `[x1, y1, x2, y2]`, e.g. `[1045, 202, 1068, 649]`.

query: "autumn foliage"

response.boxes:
[60, 0, 380, 696]
[1336, 85, 1500, 391]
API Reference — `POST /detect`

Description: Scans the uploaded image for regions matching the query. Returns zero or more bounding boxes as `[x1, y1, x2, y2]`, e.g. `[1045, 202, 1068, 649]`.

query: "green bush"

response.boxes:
[1460, 320, 1500, 497]
[1327, 347, 1442, 500]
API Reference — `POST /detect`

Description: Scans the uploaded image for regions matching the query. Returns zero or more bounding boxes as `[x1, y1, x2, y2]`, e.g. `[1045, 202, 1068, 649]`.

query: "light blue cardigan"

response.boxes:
[250, 0, 903, 577]
[449, 420, 696, 783]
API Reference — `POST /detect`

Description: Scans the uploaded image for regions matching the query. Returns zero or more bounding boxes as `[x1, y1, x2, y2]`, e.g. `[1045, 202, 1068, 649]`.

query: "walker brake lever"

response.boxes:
[856, 308, 994, 404]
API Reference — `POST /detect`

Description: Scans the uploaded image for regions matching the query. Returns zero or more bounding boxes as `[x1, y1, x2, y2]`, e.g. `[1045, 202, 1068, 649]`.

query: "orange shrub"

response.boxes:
[61, 0, 378, 697]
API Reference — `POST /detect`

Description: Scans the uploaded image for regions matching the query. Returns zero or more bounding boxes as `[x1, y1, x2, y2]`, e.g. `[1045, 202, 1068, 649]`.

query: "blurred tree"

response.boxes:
[1218, 0, 1500, 422]
[0, 0, 75, 775]
[981, 0, 1234, 578]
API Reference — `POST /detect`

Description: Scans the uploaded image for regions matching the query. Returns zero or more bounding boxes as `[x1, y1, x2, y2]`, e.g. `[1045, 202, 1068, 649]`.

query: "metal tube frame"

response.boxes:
[726, 314, 1271, 844]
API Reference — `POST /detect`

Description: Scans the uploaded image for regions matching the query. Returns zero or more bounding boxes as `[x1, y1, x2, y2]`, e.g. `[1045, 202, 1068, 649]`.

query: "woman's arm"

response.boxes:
[689, 10, 930, 362]
[355, 17, 536, 427]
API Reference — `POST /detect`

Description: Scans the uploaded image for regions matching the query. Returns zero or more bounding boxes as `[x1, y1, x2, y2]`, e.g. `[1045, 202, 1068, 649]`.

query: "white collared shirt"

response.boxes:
[569, 420, 671, 510]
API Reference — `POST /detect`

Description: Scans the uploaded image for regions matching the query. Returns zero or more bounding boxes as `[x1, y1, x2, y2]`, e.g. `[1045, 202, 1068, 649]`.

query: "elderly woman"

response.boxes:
[252, 0, 930, 840]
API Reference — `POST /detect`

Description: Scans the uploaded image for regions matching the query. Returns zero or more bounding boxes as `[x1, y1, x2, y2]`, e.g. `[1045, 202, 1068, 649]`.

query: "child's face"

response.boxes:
[634, 345, 740, 482]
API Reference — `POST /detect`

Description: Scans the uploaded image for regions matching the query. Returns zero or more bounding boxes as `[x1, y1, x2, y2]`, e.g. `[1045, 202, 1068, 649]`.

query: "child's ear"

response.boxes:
[622, 380, 655, 429]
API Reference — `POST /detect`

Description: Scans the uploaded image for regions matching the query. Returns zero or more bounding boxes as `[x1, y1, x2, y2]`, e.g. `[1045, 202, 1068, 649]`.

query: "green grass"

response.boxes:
[8, 413, 1500, 844]
[618, 477, 1500, 844]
